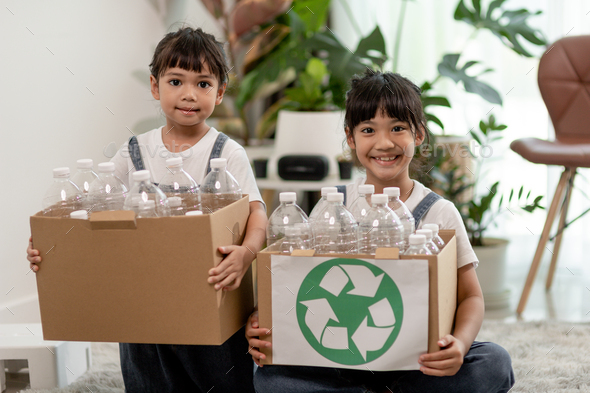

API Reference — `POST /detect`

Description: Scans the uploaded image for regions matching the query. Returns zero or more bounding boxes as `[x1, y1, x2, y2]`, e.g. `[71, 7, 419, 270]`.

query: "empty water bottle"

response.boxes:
[87, 162, 128, 211]
[308, 187, 338, 223]
[136, 200, 158, 218]
[313, 193, 358, 254]
[404, 234, 432, 255]
[423, 224, 445, 250]
[358, 194, 404, 255]
[123, 170, 169, 217]
[42, 167, 84, 217]
[158, 157, 201, 215]
[267, 192, 313, 251]
[201, 158, 242, 212]
[168, 197, 184, 216]
[71, 159, 99, 195]
[279, 227, 307, 254]
[416, 229, 440, 254]
[349, 184, 374, 223]
[384, 187, 415, 251]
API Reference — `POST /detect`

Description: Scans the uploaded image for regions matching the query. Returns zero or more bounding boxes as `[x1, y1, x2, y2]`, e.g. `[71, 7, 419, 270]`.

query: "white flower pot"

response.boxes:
[473, 238, 511, 310]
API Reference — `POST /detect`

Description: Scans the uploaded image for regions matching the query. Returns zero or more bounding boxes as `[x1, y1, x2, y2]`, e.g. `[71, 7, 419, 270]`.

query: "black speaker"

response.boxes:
[278, 155, 330, 181]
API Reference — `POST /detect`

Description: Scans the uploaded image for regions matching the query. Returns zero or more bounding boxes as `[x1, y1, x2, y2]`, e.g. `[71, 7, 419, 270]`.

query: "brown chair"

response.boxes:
[511, 35, 590, 314]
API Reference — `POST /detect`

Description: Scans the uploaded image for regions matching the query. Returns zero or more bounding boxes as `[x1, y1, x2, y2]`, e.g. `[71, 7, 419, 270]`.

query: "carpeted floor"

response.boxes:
[16, 320, 590, 392]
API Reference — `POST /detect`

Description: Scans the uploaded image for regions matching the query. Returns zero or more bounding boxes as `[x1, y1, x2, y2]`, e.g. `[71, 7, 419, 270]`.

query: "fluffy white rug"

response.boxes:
[17, 320, 590, 392]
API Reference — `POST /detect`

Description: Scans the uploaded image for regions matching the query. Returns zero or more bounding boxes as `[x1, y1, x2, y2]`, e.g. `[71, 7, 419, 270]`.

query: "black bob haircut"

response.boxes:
[149, 27, 229, 85]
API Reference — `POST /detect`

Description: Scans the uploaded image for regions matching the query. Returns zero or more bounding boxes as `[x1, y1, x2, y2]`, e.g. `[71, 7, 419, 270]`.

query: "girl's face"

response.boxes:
[150, 63, 225, 132]
[347, 111, 424, 188]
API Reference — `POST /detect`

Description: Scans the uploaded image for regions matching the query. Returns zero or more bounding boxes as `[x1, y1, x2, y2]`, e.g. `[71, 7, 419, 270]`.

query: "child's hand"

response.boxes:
[208, 245, 250, 291]
[245, 311, 272, 367]
[418, 334, 466, 376]
[27, 236, 41, 273]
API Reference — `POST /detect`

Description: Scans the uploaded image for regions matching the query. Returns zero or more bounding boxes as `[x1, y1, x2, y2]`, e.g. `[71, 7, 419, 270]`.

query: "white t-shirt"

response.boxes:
[110, 126, 264, 206]
[345, 177, 478, 269]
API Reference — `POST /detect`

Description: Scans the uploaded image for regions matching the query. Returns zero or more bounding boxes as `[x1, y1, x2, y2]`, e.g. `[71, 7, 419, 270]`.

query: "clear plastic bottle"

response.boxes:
[404, 234, 432, 255]
[416, 229, 440, 255]
[349, 184, 374, 223]
[136, 200, 158, 218]
[279, 227, 307, 255]
[70, 210, 88, 220]
[123, 170, 169, 217]
[158, 157, 201, 215]
[313, 193, 358, 254]
[266, 192, 313, 251]
[71, 159, 99, 196]
[383, 187, 415, 252]
[201, 158, 242, 212]
[358, 194, 404, 255]
[87, 162, 128, 211]
[423, 223, 445, 250]
[168, 196, 184, 216]
[42, 167, 84, 217]
[308, 187, 338, 223]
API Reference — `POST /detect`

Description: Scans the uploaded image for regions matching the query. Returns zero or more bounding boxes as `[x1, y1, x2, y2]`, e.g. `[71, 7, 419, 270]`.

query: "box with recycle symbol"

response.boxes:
[256, 230, 457, 371]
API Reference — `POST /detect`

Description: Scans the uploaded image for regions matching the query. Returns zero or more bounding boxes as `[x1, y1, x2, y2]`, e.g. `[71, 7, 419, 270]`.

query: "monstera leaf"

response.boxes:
[454, 0, 546, 57]
[438, 54, 502, 105]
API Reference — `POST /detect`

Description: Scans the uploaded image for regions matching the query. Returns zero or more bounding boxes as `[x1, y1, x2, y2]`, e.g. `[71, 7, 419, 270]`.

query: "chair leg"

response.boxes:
[517, 168, 571, 315]
[545, 169, 576, 290]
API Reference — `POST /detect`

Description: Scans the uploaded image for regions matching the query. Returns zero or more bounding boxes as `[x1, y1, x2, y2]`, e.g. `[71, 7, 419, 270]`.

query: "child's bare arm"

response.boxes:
[245, 310, 272, 367]
[418, 264, 484, 376]
[208, 201, 267, 291]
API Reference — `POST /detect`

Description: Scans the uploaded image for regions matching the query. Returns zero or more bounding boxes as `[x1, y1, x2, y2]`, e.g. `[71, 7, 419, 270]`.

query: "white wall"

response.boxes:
[0, 0, 219, 311]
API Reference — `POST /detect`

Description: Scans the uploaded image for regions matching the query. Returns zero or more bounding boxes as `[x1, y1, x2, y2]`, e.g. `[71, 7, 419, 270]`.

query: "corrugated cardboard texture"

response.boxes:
[30, 196, 254, 345]
[257, 230, 457, 366]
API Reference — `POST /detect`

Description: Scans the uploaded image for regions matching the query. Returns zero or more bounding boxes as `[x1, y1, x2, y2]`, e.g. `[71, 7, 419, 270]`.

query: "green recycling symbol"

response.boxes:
[296, 258, 403, 365]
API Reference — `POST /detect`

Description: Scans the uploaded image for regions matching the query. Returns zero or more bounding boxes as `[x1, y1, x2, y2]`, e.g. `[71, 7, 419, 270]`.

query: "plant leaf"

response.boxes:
[438, 54, 502, 104]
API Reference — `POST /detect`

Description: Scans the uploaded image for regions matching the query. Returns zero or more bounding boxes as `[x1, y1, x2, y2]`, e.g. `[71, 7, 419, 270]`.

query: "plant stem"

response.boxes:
[392, 0, 409, 72]
[337, 0, 362, 38]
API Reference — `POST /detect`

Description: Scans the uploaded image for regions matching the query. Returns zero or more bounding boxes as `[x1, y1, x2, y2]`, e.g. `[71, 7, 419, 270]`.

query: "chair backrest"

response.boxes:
[538, 35, 590, 144]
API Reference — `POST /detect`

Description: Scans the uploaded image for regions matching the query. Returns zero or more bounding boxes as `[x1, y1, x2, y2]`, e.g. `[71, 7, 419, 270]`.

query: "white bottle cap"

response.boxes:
[279, 192, 297, 203]
[186, 210, 203, 216]
[371, 194, 388, 205]
[285, 227, 301, 236]
[423, 224, 439, 234]
[416, 229, 433, 240]
[140, 200, 156, 209]
[168, 196, 182, 207]
[77, 159, 93, 169]
[132, 170, 151, 182]
[53, 167, 70, 178]
[327, 192, 344, 203]
[409, 234, 426, 245]
[166, 157, 183, 168]
[70, 210, 88, 219]
[321, 187, 338, 197]
[210, 158, 227, 169]
[359, 185, 375, 194]
[98, 162, 116, 173]
[383, 187, 400, 197]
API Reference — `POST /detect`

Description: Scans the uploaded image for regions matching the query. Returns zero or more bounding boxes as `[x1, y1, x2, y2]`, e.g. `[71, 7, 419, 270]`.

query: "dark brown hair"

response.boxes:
[344, 69, 431, 175]
[149, 27, 229, 85]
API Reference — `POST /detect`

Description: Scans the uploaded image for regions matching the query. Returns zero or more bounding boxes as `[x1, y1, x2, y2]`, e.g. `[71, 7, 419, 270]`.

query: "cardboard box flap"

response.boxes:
[89, 210, 137, 230]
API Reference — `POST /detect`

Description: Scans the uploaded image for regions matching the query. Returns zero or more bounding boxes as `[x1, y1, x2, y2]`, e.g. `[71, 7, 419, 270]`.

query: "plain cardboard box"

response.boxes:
[257, 230, 457, 366]
[29, 195, 254, 345]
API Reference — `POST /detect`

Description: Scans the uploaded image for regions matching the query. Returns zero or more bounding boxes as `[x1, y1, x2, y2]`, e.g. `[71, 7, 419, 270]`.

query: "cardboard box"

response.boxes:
[257, 230, 457, 369]
[29, 195, 254, 345]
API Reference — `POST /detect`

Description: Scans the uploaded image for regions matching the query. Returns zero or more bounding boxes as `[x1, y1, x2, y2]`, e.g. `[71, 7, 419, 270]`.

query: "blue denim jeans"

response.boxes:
[254, 341, 514, 393]
[120, 326, 255, 393]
